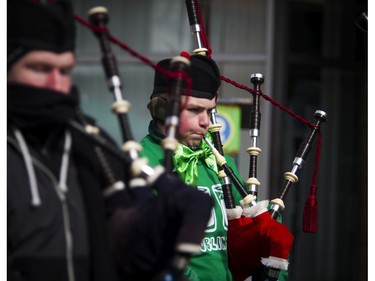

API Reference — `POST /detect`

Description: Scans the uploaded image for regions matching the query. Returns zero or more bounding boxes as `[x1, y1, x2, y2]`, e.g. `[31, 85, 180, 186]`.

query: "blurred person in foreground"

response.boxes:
[7, 1, 213, 281]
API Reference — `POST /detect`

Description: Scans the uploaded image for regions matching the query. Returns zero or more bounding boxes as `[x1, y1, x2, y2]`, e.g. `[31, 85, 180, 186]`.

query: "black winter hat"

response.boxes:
[7, 0, 76, 69]
[151, 55, 221, 100]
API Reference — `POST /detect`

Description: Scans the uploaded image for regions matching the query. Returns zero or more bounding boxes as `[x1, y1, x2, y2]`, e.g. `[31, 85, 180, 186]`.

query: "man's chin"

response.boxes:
[188, 139, 202, 149]
[180, 138, 202, 149]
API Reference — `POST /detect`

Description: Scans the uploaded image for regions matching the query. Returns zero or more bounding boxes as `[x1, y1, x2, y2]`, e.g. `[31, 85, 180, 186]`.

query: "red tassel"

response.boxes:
[303, 185, 318, 233]
[302, 131, 322, 233]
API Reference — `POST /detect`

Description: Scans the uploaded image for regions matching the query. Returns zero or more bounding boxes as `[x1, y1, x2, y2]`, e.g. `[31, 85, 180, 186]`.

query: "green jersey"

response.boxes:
[140, 124, 243, 281]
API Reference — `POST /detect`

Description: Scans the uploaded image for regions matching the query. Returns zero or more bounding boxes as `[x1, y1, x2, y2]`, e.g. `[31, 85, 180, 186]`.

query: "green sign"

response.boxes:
[215, 104, 241, 155]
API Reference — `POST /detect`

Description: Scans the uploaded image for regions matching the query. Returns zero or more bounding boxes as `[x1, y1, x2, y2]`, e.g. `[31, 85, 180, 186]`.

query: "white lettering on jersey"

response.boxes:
[200, 236, 227, 252]
[197, 184, 229, 252]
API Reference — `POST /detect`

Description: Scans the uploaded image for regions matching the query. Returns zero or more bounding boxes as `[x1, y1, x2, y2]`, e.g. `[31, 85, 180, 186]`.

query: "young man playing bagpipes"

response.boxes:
[141, 54, 293, 281]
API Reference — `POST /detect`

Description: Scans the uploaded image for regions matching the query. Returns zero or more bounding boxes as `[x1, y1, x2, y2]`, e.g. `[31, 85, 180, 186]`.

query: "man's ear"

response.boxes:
[147, 95, 168, 122]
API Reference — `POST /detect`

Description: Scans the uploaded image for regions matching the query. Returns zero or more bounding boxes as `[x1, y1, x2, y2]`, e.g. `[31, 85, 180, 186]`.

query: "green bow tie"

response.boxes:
[173, 133, 218, 186]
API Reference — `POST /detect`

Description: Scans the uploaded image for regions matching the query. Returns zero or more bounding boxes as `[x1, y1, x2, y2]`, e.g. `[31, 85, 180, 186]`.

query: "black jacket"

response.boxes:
[7, 119, 126, 281]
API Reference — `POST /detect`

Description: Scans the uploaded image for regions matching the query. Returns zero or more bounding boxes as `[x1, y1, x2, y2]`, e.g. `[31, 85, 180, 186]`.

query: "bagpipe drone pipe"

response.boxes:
[71, 7, 214, 281]
[184, 1, 327, 281]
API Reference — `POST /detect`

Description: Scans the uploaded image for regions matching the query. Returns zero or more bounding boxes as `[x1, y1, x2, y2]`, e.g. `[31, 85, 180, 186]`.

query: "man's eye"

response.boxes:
[28, 64, 51, 73]
[188, 108, 201, 113]
[60, 67, 73, 76]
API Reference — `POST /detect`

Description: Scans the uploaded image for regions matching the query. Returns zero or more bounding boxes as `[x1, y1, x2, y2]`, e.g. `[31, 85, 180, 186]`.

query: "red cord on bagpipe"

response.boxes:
[74, 15, 193, 105]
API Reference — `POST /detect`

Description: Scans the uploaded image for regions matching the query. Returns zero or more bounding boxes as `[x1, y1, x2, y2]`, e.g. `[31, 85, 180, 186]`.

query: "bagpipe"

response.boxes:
[184, 1, 327, 280]
[71, 6, 215, 281]
[71, 2, 328, 280]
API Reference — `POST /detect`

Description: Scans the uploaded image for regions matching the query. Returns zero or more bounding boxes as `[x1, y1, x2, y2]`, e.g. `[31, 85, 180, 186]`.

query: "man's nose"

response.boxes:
[46, 68, 66, 93]
[199, 112, 211, 128]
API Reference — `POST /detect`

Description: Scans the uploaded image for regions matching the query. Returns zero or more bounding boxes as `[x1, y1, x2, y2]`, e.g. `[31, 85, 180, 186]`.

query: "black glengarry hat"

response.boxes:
[7, 0, 76, 69]
[151, 54, 221, 100]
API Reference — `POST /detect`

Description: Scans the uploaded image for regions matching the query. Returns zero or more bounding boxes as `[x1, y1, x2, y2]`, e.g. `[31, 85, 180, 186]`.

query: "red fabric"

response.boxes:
[227, 212, 294, 281]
